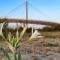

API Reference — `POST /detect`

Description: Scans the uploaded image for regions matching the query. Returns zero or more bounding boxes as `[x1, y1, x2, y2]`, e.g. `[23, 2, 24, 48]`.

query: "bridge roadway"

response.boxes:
[0, 18, 60, 26]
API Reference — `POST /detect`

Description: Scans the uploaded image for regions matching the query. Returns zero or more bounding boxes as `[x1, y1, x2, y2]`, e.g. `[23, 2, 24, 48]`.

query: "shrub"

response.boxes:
[0, 23, 27, 60]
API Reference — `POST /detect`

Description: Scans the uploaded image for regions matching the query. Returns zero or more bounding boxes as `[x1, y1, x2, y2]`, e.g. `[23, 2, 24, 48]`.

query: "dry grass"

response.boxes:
[1, 31, 60, 53]
[41, 31, 60, 38]
[0, 31, 60, 60]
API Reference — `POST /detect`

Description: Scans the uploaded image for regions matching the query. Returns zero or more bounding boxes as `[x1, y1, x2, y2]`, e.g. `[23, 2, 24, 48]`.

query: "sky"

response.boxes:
[0, 0, 60, 24]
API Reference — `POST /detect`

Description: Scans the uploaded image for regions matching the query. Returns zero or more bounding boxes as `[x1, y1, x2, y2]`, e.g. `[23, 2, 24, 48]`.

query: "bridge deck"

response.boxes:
[0, 18, 60, 26]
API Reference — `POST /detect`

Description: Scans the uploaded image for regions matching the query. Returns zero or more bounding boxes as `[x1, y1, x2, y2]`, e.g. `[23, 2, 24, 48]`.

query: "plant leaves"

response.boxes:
[6, 41, 15, 53]
[0, 47, 11, 60]
[15, 26, 27, 48]
[18, 51, 21, 60]
[14, 51, 21, 60]
[0, 23, 5, 36]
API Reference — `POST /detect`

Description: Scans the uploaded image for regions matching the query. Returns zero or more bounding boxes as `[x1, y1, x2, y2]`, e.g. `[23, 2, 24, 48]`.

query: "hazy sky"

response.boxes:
[0, 0, 60, 23]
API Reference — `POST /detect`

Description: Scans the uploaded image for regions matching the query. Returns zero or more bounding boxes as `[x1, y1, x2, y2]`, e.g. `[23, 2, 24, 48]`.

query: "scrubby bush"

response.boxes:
[0, 23, 27, 60]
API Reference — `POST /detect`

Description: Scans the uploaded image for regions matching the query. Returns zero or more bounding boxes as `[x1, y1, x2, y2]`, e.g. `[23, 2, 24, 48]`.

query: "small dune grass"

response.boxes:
[0, 24, 27, 60]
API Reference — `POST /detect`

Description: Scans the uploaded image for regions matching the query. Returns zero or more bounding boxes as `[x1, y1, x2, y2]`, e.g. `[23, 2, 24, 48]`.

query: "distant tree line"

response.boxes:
[41, 25, 60, 31]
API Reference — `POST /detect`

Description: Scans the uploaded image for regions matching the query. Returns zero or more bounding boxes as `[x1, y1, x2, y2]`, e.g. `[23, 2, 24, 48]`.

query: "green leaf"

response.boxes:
[15, 26, 27, 47]
[6, 41, 15, 53]
[8, 32, 12, 42]
[14, 51, 21, 60]
[18, 51, 21, 60]
[14, 52, 17, 60]
[0, 23, 5, 36]
[0, 47, 11, 60]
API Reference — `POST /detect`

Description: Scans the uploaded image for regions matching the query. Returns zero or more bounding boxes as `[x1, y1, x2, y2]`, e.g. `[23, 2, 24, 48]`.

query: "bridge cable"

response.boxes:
[4, 2, 26, 17]
[28, 2, 50, 19]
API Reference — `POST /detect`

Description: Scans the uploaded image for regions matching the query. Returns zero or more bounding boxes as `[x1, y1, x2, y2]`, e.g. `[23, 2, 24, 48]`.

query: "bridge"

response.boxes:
[0, 18, 60, 26]
[0, 0, 60, 28]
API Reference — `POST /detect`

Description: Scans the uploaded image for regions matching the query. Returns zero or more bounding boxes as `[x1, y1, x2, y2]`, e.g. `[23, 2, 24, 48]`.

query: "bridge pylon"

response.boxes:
[24, 0, 28, 27]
